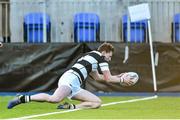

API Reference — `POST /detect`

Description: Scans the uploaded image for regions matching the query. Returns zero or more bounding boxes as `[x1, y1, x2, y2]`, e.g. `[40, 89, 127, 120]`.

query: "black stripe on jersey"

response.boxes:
[71, 72, 82, 85]
[71, 67, 84, 82]
[88, 52, 107, 64]
[77, 60, 92, 73]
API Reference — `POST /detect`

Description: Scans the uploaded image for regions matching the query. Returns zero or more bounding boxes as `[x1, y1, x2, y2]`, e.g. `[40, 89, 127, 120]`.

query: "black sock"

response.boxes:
[19, 95, 31, 103]
[70, 104, 76, 109]
[73, 104, 76, 109]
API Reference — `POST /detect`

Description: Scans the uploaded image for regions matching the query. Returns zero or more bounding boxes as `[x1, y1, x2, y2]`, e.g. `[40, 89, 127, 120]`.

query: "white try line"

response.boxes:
[8, 95, 158, 120]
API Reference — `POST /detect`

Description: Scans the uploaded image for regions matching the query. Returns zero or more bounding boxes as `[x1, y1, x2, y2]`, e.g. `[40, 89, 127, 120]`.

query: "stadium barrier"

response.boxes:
[0, 43, 180, 92]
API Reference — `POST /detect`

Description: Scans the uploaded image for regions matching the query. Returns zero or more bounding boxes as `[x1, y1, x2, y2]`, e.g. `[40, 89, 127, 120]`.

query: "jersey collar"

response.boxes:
[92, 50, 102, 56]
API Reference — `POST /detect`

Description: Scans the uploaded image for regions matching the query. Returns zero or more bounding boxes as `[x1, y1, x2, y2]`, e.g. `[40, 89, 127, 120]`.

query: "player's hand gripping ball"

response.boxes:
[118, 72, 139, 86]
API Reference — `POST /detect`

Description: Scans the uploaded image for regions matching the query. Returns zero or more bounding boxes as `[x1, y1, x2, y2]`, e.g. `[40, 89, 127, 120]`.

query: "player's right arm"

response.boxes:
[89, 71, 104, 82]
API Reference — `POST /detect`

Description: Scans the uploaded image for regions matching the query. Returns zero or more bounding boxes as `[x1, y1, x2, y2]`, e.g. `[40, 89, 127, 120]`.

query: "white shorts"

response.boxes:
[58, 70, 83, 99]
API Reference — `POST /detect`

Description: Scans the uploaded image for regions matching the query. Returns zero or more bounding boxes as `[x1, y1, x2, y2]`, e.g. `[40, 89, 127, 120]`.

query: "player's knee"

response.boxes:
[93, 99, 102, 108]
[95, 101, 102, 108]
[92, 101, 101, 109]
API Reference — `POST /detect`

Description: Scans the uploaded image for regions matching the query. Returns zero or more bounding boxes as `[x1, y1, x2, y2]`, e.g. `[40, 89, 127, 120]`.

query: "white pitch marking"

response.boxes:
[8, 95, 158, 120]
[102, 95, 158, 107]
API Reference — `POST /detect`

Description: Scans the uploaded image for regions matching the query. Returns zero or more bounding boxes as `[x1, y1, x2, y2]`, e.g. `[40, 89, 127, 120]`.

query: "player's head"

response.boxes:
[98, 43, 114, 62]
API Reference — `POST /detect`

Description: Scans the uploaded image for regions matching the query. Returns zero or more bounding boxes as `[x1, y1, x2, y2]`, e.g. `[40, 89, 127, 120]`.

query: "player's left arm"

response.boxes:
[90, 70, 133, 85]
[102, 70, 123, 83]
[104, 71, 136, 86]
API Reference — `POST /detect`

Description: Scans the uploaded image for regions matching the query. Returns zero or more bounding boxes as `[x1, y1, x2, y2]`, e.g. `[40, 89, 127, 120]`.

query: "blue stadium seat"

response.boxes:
[74, 12, 100, 43]
[122, 15, 148, 43]
[24, 12, 51, 43]
[173, 13, 180, 42]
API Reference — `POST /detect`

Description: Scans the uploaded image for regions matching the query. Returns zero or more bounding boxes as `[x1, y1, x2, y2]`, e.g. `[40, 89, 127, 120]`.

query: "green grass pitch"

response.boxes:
[1, 96, 180, 119]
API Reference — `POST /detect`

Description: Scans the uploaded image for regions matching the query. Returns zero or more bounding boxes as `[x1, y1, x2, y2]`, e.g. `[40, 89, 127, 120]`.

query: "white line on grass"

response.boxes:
[8, 95, 158, 120]
[102, 95, 158, 107]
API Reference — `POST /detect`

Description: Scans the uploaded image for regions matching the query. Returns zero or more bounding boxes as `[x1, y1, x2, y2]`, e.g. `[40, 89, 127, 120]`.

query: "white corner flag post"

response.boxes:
[43, 1, 47, 43]
[128, 3, 157, 92]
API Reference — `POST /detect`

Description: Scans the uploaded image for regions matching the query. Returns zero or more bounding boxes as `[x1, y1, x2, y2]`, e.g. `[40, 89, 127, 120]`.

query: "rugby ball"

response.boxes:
[120, 72, 139, 86]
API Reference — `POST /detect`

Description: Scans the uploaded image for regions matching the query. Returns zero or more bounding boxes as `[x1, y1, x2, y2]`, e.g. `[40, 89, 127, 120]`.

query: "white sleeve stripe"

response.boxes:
[99, 62, 109, 71]
[101, 66, 109, 71]
[91, 51, 102, 56]
[99, 62, 108, 67]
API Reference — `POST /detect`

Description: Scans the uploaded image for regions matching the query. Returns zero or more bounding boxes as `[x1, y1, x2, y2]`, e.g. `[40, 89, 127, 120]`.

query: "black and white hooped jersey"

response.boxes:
[71, 50, 109, 84]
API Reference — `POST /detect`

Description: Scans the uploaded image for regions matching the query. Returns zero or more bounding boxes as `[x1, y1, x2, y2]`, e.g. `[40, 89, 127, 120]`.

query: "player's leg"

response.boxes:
[71, 89, 102, 109]
[7, 85, 71, 109]
[7, 70, 74, 109]
[31, 85, 71, 103]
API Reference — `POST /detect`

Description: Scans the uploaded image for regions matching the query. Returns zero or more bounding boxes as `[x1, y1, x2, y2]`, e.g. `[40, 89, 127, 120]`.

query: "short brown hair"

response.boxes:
[98, 43, 114, 53]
